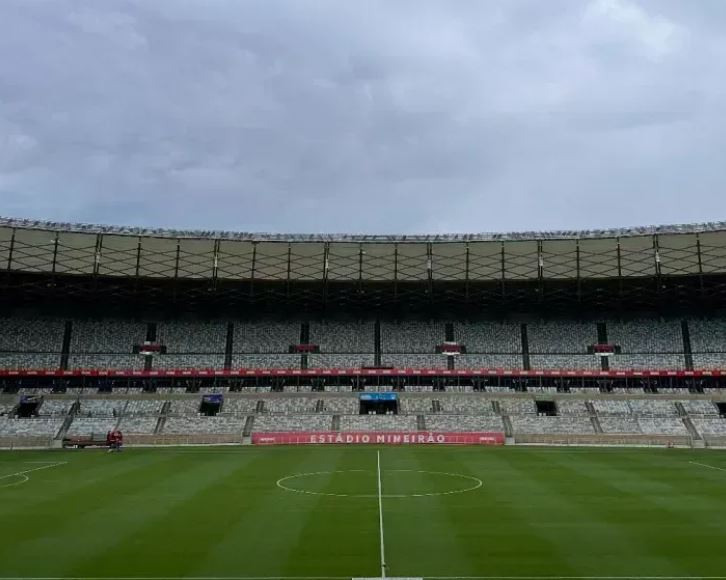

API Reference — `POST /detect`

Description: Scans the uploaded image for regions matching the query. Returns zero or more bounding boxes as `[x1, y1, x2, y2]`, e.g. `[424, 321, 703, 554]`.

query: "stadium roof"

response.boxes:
[2, 215, 726, 242]
[2, 216, 726, 283]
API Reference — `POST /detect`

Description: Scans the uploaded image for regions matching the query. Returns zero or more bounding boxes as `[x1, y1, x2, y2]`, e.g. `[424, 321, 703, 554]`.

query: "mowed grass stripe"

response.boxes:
[2, 450, 264, 577]
[278, 447, 380, 578]
[380, 447, 489, 577]
[65, 451, 271, 578]
[514, 450, 695, 576]
[196, 446, 376, 577]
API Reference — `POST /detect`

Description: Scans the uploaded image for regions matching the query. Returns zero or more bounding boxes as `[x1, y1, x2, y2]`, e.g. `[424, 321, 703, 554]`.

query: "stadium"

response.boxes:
[2, 216, 726, 578]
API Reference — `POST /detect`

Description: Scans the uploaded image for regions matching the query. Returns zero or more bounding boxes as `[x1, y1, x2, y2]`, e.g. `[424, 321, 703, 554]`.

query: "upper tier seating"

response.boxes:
[307, 354, 375, 368]
[607, 320, 684, 369]
[71, 320, 146, 354]
[692, 354, 726, 369]
[529, 354, 600, 370]
[455, 354, 523, 369]
[689, 319, 726, 354]
[309, 321, 375, 354]
[453, 321, 521, 353]
[0, 317, 64, 353]
[154, 354, 225, 369]
[381, 321, 444, 353]
[0, 353, 61, 370]
[609, 354, 684, 370]
[231, 354, 300, 369]
[157, 321, 227, 353]
[380, 355, 446, 368]
[528, 321, 597, 354]
[233, 322, 299, 354]
[68, 354, 144, 370]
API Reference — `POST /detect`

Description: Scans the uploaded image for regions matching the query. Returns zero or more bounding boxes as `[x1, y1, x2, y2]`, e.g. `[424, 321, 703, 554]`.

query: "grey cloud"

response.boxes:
[0, 0, 725, 234]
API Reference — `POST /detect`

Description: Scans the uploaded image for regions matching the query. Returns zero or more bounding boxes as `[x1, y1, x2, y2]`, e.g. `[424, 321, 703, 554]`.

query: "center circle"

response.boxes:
[276, 469, 483, 498]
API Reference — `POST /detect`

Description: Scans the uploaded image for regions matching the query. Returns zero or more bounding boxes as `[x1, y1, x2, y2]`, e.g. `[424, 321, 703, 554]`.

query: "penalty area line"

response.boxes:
[689, 460, 726, 473]
[0, 461, 67, 488]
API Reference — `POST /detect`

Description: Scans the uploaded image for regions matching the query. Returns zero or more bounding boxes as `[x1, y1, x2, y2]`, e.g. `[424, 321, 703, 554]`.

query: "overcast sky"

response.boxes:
[1, 0, 725, 234]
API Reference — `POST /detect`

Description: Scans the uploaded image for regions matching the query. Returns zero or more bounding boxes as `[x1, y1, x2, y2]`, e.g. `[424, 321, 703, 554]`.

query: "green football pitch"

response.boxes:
[1, 445, 726, 580]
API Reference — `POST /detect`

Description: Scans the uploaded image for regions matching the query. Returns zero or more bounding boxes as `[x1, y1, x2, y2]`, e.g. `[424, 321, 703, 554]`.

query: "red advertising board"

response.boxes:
[251, 431, 505, 446]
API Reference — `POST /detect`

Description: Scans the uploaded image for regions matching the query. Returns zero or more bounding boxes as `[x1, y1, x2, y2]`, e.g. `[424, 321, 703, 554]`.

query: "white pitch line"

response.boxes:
[377, 450, 387, 580]
[2, 576, 726, 580]
[689, 460, 726, 473]
[0, 461, 67, 488]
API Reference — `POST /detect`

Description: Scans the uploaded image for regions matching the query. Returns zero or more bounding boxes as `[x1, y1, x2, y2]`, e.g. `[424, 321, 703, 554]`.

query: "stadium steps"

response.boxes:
[681, 416, 702, 441]
[154, 402, 171, 434]
[242, 415, 255, 437]
[54, 400, 80, 440]
[590, 416, 603, 433]
[315, 400, 324, 412]
[585, 402, 603, 433]
[492, 400, 501, 415]
[332, 415, 341, 431]
[256, 400, 265, 413]
[432, 400, 442, 413]
[417, 415, 426, 430]
[502, 415, 513, 437]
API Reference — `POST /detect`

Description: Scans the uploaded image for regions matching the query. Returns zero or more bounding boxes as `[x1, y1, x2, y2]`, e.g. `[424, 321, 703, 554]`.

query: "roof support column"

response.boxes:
[322, 242, 329, 310]
[696, 234, 705, 299]
[464, 243, 470, 303]
[6, 228, 15, 271]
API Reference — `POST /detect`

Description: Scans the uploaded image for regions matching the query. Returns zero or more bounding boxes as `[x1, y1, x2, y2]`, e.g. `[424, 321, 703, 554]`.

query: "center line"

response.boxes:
[377, 450, 387, 580]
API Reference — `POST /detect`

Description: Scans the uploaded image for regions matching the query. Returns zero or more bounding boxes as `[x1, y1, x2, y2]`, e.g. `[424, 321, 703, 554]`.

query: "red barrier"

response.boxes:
[0, 368, 721, 378]
[251, 431, 505, 446]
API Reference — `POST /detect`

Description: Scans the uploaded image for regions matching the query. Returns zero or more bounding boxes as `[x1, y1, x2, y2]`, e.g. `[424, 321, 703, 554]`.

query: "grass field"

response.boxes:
[2, 445, 726, 579]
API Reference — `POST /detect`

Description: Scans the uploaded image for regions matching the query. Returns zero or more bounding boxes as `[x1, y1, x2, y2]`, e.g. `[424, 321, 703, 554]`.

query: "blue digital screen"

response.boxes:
[359, 392, 397, 401]
[202, 394, 223, 404]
